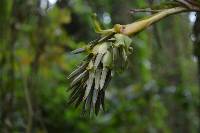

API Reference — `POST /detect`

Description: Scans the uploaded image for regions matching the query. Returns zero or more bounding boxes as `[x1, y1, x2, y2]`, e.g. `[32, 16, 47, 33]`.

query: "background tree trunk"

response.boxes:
[0, 0, 14, 133]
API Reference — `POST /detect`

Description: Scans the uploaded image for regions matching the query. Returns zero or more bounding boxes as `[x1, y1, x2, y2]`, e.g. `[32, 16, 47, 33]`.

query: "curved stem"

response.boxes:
[120, 7, 187, 35]
[98, 4, 200, 39]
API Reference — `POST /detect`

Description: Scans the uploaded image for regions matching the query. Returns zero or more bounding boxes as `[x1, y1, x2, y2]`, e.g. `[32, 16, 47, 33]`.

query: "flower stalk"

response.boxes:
[120, 7, 187, 35]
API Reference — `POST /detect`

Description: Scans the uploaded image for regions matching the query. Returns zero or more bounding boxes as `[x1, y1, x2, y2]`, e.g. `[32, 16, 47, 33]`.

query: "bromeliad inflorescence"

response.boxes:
[67, 1, 199, 115]
[67, 33, 133, 115]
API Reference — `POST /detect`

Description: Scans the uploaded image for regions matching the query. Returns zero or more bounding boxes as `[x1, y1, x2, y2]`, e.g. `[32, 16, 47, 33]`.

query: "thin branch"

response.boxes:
[23, 76, 33, 133]
[176, 0, 200, 10]
[129, 8, 164, 14]
[175, 0, 194, 9]
[147, 0, 163, 49]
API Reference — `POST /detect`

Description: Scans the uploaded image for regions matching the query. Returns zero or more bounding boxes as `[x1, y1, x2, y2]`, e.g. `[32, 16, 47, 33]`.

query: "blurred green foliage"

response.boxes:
[0, 0, 199, 133]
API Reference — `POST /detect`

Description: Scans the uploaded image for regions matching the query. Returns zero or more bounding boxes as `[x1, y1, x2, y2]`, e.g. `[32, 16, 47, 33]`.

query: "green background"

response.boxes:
[0, 0, 199, 133]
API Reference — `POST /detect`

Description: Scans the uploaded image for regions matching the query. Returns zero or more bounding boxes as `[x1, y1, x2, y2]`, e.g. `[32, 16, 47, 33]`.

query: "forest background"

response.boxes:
[0, 0, 199, 133]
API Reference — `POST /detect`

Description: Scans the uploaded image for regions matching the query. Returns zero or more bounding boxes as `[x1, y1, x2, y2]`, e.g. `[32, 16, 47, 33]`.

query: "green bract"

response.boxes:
[102, 51, 112, 68]
[111, 34, 133, 72]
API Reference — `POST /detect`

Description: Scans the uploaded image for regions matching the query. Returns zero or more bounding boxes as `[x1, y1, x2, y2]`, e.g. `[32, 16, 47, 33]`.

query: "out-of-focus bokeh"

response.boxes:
[0, 0, 199, 133]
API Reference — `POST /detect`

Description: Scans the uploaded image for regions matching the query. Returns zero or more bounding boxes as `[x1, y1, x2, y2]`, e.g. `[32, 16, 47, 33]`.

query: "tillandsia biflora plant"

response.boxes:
[67, 0, 200, 115]
[67, 33, 133, 115]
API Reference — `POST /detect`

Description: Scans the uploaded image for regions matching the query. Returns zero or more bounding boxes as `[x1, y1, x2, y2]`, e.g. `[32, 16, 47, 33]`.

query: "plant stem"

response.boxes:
[121, 7, 187, 35]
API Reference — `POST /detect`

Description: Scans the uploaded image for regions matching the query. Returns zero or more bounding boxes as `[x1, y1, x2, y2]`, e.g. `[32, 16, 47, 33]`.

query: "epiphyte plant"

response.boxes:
[67, 0, 200, 115]
[68, 33, 133, 115]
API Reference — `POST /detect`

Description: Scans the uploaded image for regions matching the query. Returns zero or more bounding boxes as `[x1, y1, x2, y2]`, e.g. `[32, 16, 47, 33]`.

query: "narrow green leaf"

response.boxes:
[71, 47, 85, 54]
[122, 48, 127, 61]
[99, 90, 105, 111]
[95, 92, 101, 115]
[70, 70, 88, 87]
[95, 69, 101, 90]
[68, 63, 87, 79]
[94, 53, 103, 68]
[84, 72, 94, 100]
[100, 68, 108, 90]
[75, 86, 86, 108]
[92, 88, 98, 108]
[102, 70, 112, 91]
